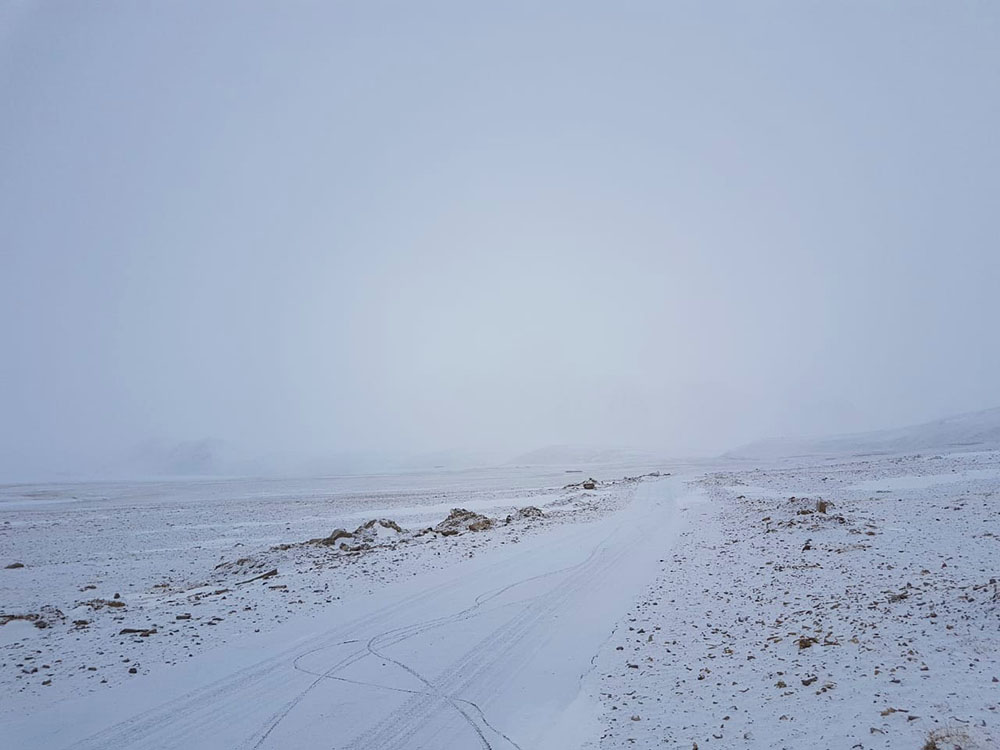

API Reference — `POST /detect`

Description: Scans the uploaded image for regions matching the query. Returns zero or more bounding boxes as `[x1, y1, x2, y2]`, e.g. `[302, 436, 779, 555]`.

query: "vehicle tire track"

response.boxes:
[66, 576, 465, 750]
[343, 505, 666, 749]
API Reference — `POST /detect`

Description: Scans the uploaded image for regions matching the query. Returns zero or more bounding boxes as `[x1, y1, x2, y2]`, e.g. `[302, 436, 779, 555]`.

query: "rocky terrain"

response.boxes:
[593, 450, 1000, 749]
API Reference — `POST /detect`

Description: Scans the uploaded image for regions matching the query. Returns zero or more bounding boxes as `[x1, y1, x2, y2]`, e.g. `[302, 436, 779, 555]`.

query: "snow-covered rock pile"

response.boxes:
[273, 518, 407, 552]
[211, 505, 551, 586]
[564, 472, 666, 491]
[506, 505, 544, 523]
[0, 606, 65, 631]
[430, 508, 494, 536]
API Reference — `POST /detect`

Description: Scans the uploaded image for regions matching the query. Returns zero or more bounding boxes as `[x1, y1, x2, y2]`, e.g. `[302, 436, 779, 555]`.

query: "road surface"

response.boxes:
[3, 478, 687, 750]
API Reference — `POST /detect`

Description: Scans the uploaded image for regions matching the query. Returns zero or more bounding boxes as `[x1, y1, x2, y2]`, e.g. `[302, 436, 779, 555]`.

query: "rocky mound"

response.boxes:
[505, 506, 545, 524]
[304, 528, 354, 547]
[353, 518, 407, 544]
[433, 508, 494, 536]
[0, 605, 65, 630]
[275, 518, 407, 552]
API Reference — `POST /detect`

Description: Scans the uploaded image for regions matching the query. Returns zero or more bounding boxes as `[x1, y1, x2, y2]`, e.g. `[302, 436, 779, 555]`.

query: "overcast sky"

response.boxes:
[2, 2, 999, 478]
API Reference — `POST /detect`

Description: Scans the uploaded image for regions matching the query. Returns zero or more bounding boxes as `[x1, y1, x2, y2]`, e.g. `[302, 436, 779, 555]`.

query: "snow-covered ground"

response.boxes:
[588, 450, 1000, 750]
[2, 449, 997, 749]
[0, 463, 675, 748]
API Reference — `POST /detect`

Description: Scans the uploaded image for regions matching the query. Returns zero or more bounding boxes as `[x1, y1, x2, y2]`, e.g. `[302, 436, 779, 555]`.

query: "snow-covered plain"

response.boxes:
[588, 450, 1000, 750]
[0, 463, 677, 748]
[1, 448, 997, 749]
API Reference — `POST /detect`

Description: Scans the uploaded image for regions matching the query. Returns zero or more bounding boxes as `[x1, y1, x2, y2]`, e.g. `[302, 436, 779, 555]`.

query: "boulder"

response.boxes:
[353, 519, 406, 544]
[309, 528, 354, 546]
[434, 508, 493, 535]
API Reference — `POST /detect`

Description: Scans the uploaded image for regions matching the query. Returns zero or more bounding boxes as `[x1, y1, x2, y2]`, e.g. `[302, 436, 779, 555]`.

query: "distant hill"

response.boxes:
[726, 406, 1000, 460]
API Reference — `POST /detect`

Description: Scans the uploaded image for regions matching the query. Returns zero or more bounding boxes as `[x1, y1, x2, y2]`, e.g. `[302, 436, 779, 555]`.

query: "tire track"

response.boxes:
[344, 501, 667, 749]
[66, 576, 465, 750]
[65, 482, 673, 750]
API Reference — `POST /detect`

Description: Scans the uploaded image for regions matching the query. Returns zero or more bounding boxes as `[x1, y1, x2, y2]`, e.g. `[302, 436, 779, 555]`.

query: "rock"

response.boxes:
[434, 508, 493, 535]
[1, 605, 65, 629]
[80, 598, 125, 610]
[236, 569, 278, 585]
[308, 528, 354, 546]
[507, 506, 544, 524]
[363, 518, 403, 533]
[119, 627, 157, 637]
[353, 519, 407, 544]
[340, 542, 371, 552]
[35, 605, 65, 628]
[563, 477, 599, 490]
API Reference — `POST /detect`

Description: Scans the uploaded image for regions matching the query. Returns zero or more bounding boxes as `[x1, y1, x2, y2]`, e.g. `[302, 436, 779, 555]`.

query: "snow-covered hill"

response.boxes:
[727, 406, 1000, 460]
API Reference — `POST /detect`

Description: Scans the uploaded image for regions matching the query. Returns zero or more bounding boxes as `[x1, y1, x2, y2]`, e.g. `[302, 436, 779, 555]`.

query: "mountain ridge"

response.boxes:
[726, 406, 1000, 459]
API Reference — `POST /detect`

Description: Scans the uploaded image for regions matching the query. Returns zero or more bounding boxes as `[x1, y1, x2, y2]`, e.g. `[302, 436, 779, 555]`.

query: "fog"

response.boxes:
[2, 2, 999, 479]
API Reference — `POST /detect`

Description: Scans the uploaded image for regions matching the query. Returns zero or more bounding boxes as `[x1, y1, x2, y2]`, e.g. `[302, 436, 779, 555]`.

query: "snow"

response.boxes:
[1, 448, 997, 749]
[0, 465, 675, 747]
[588, 450, 1000, 750]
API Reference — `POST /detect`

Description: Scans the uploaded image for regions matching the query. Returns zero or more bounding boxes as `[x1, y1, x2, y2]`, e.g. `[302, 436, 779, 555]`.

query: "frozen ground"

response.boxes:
[588, 450, 1000, 750]
[2, 449, 997, 749]
[0, 463, 676, 748]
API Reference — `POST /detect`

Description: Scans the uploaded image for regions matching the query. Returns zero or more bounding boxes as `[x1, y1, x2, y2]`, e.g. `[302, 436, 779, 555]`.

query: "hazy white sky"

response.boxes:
[2, 2, 999, 477]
